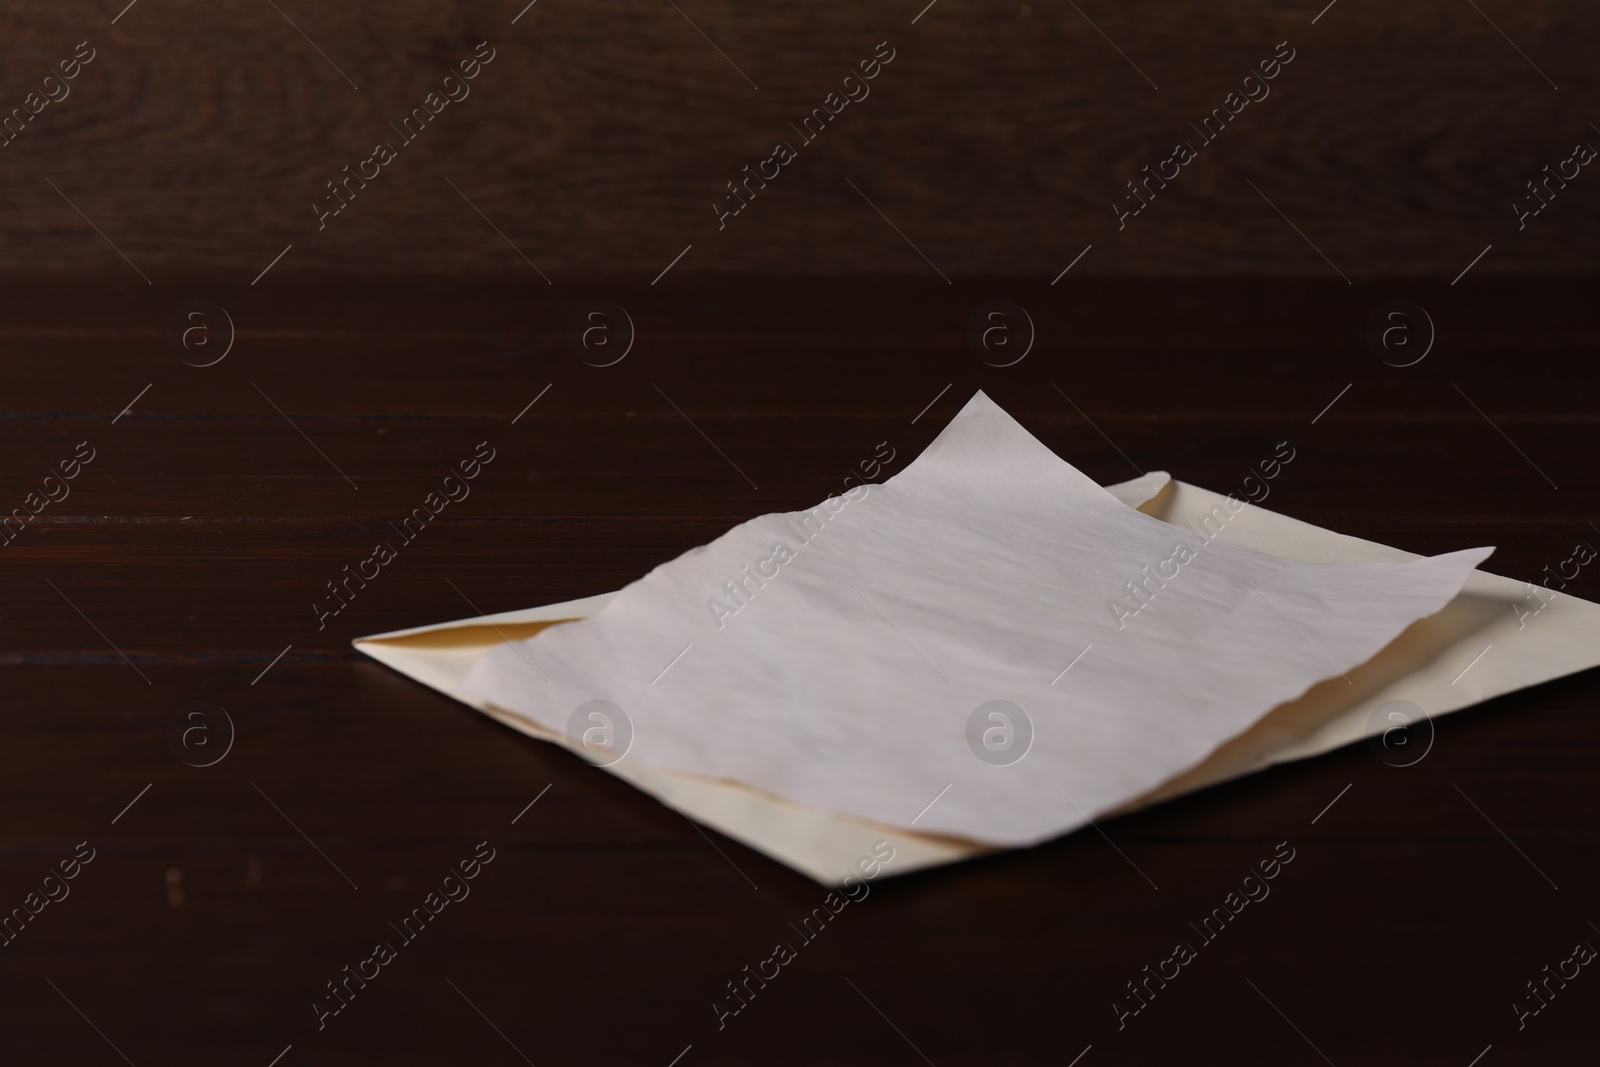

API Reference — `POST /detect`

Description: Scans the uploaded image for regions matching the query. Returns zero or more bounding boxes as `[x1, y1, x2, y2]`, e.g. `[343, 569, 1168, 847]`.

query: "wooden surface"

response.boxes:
[1, 1, 1598, 279]
[0, 276, 1595, 1064]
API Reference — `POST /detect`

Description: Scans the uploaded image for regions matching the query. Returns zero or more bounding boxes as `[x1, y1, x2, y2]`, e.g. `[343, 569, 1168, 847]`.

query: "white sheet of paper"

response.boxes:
[355, 474, 1600, 884]
[457, 391, 1489, 847]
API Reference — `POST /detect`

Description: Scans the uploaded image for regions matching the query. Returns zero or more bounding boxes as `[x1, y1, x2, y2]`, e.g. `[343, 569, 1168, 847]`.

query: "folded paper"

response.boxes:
[455, 392, 1490, 848]
[358, 465, 1600, 884]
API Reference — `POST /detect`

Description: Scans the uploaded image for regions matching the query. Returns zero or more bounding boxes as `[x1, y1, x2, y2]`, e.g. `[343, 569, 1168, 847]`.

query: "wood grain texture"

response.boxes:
[0, 2, 1597, 279]
[0, 276, 1595, 1064]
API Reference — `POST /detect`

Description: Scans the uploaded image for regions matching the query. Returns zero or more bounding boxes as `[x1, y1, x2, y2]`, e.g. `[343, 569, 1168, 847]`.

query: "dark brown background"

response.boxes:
[1, 1, 1597, 1065]
[1, 0, 1597, 280]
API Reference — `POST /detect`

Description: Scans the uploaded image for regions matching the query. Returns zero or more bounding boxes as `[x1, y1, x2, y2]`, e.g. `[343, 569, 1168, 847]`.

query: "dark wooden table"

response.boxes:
[1, 276, 1595, 1065]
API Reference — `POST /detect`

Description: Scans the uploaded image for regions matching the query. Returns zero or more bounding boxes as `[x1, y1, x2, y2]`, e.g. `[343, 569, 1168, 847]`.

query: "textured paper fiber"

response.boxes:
[458, 392, 1489, 847]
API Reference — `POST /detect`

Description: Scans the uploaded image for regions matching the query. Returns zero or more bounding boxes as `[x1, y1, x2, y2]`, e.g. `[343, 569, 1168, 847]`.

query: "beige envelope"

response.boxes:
[354, 472, 1600, 884]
